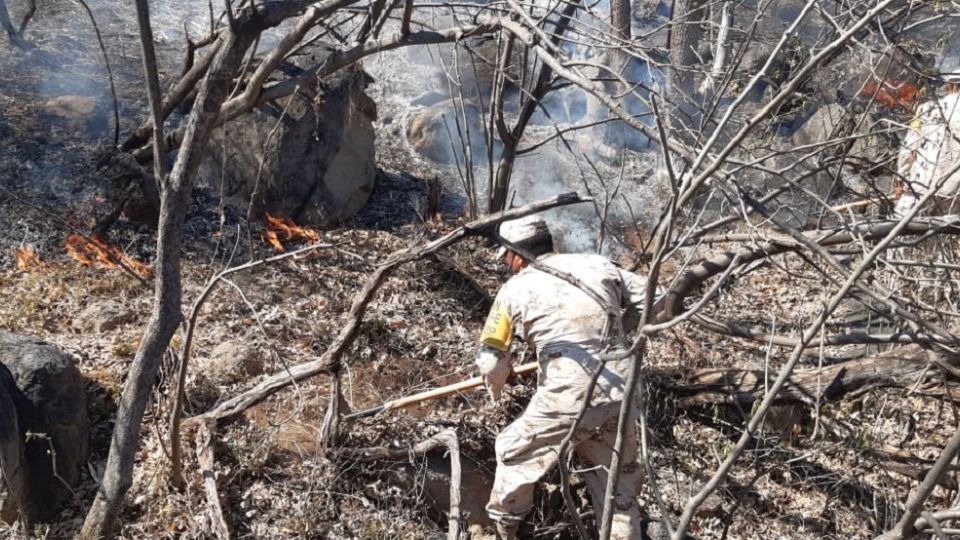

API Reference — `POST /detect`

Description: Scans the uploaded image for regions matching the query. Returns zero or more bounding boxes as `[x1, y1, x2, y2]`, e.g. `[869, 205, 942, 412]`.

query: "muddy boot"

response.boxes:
[495, 522, 519, 540]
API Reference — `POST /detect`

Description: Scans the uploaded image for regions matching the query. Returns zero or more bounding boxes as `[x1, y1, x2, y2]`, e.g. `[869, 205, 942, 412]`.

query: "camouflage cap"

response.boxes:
[496, 215, 552, 258]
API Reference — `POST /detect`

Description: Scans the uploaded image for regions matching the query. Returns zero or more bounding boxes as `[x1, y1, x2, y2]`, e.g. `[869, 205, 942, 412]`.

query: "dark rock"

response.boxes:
[0, 331, 89, 524]
[791, 103, 857, 148]
[0, 364, 27, 524]
[95, 150, 161, 228]
[393, 451, 494, 529]
[791, 103, 894, 191]
[740, 38, 810, 105]
[201, 43, 377, 227]
[632, 0, 670, 24]
[744, 103, 896, 228]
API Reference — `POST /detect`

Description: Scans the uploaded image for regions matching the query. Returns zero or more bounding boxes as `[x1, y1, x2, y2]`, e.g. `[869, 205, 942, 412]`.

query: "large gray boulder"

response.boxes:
[745, 103, 896, 228]
[0, 332, 89, 524]
[790, 103, 895, 194]
[196, 340, 264, 385]
[73, 299, 138, 334]
[407, 98, 490, 164]
[202, 45, 378, 226]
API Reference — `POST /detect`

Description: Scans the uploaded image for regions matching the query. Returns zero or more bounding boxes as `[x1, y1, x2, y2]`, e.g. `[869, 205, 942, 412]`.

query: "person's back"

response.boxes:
[919, 92, 960, 193]
[500, 252, 632, 352]
[490, 252, 644, 414]
[899, 93, 960, 206]
[895, 47, 960, 217]
[476, 217, 652, 538]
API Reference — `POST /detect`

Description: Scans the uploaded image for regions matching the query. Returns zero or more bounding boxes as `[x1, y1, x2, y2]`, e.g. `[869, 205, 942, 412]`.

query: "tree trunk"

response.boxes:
[0, 0, 24, 47]
[668, 0, 706, 128]
[701, 1, 731, 95]
[77, 28, 256, 540]
[488, 1, 579, 213]
[489, 143, 517, 213]
[610, 0, 630, 83]
[605, 0, 632, 148]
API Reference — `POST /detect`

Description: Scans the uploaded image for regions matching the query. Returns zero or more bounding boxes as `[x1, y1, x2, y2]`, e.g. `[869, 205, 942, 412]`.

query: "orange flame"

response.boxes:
[65, 234, 154, 279]
[265, 230, 286, 253]
[15, 245, 46, 271]
[862, 79, 919, 112]
[264, 214, 320, 253]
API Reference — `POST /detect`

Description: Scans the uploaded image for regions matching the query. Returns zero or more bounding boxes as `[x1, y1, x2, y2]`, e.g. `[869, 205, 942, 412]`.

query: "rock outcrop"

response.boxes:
[73, 299, 138, 334]
[790, 103, 895, 197]
[0, 332, 89, 524]
[197, 341, 264, 385]
[407, 98, 489, 164]
[202, 44, 378, 226]
[0, 363, 27, 524]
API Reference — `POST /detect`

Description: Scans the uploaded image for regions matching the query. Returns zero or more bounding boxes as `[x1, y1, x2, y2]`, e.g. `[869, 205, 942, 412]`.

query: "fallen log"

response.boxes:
[664, 215, 960, 318]
[196, 422, 230, 540]
[339, 343, 956, 425]
[657, 343, 956, 408]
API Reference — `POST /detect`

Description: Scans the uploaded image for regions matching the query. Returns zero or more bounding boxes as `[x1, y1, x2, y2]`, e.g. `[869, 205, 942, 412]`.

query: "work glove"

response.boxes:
[475, 346, 512, 402]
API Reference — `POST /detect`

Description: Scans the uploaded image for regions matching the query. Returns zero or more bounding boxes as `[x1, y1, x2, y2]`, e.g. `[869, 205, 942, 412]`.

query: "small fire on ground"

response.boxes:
[861, 78, 919, 111]
[265, 214, 320, 253]
[65, 234, 154, 279]
[15, 245, 46, 271]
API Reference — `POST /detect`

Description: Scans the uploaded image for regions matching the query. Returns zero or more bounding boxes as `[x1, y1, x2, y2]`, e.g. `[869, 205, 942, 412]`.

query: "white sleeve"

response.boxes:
[619, 269, 659, 333]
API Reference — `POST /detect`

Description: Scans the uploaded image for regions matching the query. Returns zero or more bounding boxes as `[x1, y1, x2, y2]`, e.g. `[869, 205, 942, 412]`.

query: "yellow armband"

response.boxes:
[480, 300, 513, 351]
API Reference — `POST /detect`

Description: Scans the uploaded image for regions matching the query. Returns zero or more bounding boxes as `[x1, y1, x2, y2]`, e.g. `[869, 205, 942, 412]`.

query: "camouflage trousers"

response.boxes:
[487, 396, 644, 539]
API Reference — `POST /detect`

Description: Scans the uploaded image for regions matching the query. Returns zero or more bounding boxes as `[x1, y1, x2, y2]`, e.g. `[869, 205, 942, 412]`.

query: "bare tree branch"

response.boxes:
[185, 193, 591, 426]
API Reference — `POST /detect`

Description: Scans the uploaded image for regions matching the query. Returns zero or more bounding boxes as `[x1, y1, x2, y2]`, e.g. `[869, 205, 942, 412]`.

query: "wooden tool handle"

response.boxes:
[831, 199, 879, 212]
[385, 362, 538, 412]
[345, 362, 538, 421]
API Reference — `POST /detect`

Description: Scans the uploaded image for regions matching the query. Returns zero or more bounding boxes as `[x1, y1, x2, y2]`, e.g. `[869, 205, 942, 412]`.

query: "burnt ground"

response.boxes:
[2, 4, 960, 540]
